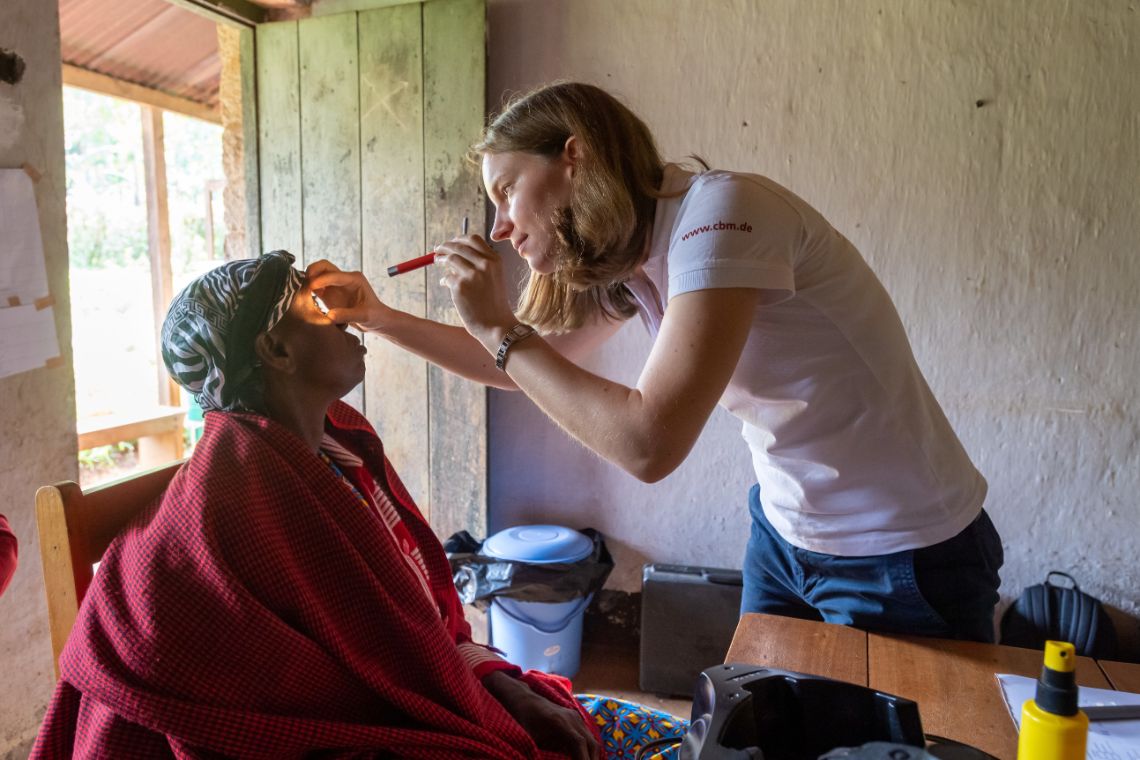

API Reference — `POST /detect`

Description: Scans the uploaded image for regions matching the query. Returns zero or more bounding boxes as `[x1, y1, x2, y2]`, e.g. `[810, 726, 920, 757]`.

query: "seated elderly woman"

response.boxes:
[33, 252, 686, 760]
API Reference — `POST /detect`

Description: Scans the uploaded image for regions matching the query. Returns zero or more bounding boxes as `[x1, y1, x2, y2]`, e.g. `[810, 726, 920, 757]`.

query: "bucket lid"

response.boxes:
[483, 525, 593, 564]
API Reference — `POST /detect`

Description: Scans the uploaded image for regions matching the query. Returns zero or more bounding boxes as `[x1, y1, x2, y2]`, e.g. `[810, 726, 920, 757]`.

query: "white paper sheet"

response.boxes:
[0, 304, 60, 378]
[997, 673, 1140, 758]
[0, 168, 49, 306]
[0, 167, 60, 378]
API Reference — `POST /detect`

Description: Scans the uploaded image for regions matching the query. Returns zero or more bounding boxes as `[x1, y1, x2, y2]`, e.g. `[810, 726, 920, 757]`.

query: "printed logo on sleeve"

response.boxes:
[680, 220, 754, 241]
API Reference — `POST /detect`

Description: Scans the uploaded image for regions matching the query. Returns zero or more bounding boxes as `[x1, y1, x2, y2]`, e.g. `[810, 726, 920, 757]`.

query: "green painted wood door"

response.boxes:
[255, 0, 486, 540]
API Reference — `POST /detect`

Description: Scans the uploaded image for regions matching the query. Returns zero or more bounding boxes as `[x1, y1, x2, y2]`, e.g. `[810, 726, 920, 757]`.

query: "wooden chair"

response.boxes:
[35, 461, 183, 678]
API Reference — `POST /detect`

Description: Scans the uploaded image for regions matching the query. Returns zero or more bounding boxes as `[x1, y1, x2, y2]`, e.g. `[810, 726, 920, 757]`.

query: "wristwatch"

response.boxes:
[495, 323, 537, 370]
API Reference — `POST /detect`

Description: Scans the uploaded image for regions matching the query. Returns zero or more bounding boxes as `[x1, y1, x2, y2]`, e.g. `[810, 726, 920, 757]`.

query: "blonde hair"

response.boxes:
[475, 82, 667, 333]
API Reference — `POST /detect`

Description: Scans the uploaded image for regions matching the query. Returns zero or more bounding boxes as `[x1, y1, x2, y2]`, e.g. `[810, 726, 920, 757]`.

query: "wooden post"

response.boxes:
[218, 23, 259, 261]
[238, 26, 261, 260]
[204, 178, 225, 259]
[140, 105, 181, 410]
[205, 184, 215, 259]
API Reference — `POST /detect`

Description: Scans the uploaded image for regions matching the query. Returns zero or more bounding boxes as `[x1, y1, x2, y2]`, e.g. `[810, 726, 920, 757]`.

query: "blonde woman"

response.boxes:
[309, 82, 1003, 643]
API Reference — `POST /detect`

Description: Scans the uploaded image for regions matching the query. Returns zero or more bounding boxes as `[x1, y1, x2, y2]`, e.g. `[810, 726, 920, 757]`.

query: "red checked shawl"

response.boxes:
[33, 402, 594, 759]
[0, 513, 16, 597]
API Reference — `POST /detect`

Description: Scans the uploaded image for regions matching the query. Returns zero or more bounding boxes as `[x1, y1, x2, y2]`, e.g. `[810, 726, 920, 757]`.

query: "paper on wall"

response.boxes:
[997, 673, 1140, 758]
[0, 167, 60, 378]
[0, 304, 60, 378]
[0, 167, 49, 305]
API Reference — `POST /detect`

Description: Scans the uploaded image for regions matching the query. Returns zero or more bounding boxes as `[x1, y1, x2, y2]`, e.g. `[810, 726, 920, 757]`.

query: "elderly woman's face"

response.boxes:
[269, 280, 367, 398]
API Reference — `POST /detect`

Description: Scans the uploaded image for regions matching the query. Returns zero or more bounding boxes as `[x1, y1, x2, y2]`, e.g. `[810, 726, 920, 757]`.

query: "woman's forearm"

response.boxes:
[376, 310, 520, 391]
[491, 334, 684, 481]
[375, 308, 622, 393]
[480, 289, 759, 482]
[386, 313, 674, 479]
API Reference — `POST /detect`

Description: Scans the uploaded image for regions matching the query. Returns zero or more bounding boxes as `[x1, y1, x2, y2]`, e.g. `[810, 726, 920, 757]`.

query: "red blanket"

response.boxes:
[0, 513, 16, 597]
[33, 402, 593, 759]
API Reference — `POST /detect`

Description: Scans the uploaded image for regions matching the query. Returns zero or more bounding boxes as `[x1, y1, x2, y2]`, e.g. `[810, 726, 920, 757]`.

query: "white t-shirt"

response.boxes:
[625, 165, 986, 556]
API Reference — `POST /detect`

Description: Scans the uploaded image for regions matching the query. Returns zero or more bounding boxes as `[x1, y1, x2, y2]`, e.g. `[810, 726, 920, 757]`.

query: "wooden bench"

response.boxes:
[77, 405, 185, 468]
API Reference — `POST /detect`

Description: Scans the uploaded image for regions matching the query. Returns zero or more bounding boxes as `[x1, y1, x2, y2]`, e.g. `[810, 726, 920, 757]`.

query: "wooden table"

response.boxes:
[1100, 659, 1140, 693]
[726, 613, 1125, 760]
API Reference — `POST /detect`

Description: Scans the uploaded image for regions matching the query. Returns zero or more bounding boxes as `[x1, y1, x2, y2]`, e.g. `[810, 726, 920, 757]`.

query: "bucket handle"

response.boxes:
[494, 596, 591, 634]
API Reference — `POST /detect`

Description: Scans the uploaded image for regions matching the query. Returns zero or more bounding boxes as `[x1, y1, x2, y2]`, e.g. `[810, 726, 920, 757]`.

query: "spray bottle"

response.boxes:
[1017, 640, 1089, 760]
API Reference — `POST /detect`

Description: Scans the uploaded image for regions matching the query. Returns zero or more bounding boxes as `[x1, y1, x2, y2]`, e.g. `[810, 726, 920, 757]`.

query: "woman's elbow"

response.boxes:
[632, 464, 673, 484]
[623, 442, 687, 483]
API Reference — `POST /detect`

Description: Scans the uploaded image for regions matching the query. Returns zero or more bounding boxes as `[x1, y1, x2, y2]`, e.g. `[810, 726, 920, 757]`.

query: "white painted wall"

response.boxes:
[485, 0, 1140, 617]
[0, 1, 76, 756]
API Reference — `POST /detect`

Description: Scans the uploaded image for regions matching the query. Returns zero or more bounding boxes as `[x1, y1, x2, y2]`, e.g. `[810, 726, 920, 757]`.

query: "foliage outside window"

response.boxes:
[64, 87, 223, 485]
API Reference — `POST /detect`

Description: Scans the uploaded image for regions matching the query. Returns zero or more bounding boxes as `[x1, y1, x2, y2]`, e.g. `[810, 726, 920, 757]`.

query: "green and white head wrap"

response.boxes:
[161, 250, 303, 412]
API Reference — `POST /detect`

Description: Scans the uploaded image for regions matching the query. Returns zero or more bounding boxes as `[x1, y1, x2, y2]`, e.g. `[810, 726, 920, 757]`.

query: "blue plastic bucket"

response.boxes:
[483, 525, 594, 677]
[489, 595, 593, 676]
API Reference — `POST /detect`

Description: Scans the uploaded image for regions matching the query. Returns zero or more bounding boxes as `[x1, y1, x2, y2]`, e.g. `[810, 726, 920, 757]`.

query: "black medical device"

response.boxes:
[676, 664, 995, 760]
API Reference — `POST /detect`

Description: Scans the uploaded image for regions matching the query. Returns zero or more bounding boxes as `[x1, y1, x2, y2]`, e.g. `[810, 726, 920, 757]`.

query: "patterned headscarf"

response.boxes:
[161, 250, 303, 412]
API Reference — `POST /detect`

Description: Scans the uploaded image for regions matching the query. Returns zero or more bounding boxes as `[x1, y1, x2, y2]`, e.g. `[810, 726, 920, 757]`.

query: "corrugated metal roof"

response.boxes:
[60, 0, 222, 108]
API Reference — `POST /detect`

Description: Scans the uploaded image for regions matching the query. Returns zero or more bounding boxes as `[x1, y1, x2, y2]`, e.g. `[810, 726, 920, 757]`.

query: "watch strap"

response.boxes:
[495, 323, 536, 370]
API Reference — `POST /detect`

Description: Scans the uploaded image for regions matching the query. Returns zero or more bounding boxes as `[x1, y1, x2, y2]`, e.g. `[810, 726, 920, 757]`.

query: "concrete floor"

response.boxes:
[465, 603, 693, 720]
[571, 630, 693, 721]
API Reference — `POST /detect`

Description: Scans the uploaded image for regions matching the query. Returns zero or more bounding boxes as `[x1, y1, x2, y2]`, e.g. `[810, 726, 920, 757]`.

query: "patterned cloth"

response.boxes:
[316, 435, 512, 675]
[160, 250, 302, 412]
[31, 402, 599, 759]
[318, 434, 437, 605]
[576, 695, 688, 760]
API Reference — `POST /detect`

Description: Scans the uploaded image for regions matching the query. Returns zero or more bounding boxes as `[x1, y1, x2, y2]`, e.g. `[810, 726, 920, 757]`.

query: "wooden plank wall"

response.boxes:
[423, 0, 487, 542]
[255, 0, 486, 537]
[359, 4, 429, 510]
[256, 21, 303, 257]
[298, 13, 360, 276]
[299, 13, 365, 410]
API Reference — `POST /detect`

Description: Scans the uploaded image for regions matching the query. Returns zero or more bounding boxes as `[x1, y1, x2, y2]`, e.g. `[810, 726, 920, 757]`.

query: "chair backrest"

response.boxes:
[35, 460, 182, 678]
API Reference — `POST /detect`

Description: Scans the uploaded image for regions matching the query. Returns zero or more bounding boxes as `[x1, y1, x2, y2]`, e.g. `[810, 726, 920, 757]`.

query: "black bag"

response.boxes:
[1000, 570, 1118, 659]
[444, 528, 613, 607]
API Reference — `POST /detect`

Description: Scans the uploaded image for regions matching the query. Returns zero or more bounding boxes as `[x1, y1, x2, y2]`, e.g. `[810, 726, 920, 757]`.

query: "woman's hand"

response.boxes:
[482, 671, 600, 760]
[305, 260, 394, 333]
[434, 235, 520, 351]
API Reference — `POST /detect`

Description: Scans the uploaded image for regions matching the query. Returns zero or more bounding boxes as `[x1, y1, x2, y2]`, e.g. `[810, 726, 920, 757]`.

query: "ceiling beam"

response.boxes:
[162, 0, 268, 29]
[311, 0, 420, 17]
[62, 64, 221, 124]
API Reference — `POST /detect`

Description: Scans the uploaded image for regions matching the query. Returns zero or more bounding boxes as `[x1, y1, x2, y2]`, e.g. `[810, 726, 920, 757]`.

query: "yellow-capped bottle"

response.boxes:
[1017, 640, 1089, 760]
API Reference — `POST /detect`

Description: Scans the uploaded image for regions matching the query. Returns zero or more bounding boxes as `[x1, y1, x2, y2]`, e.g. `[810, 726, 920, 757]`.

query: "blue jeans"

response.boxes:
[741, 484, 1003, 642]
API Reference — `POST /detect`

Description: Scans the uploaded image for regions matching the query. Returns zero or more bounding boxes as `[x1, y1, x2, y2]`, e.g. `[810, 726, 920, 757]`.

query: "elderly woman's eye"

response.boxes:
[311, 291, 330, 316]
